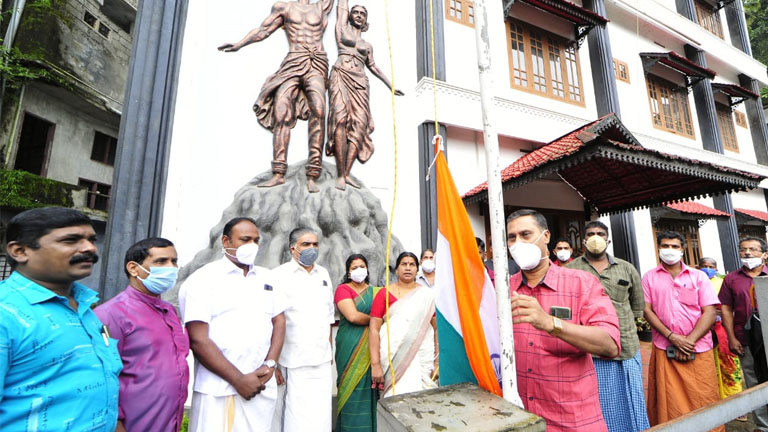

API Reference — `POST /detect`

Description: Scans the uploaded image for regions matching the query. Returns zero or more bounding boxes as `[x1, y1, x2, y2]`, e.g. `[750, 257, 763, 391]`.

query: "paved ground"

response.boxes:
[639, 341, 758, 431]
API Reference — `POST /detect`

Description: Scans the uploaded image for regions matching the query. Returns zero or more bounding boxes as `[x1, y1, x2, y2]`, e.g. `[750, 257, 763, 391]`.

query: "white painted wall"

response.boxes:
[19, 84, 117, 186]
[163, 0, 423, 263]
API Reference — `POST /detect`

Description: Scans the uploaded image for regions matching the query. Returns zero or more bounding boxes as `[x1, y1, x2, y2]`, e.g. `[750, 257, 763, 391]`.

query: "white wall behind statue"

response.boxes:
[163, 0, 421, 264]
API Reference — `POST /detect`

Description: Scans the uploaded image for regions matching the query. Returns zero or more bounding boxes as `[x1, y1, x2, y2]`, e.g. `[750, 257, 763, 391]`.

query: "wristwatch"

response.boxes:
[548, 316, 563, 336]
[263, 359, 276, 369]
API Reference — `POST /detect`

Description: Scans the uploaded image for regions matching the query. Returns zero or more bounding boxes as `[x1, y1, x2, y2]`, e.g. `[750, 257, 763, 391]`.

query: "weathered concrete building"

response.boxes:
[0, 0, 135, 285]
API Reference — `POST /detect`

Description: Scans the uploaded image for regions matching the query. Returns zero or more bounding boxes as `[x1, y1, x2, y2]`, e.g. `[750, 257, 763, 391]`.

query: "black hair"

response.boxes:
[506, 209, 548, 231]
[420, 248, 434, 260]
[395, 251, 419, 269]
[656, 231, 686, 248]
[342, 253, 370, 284]
[475, 237, 486, 252]
[740, 236, 768, 253]
[124, 237, 175, 277]
[288, 227, 317, 247]
[553, 237, 572, 248]
[584, 220, 609, 236]
[6, 207, 93, 268]
[223, 217, 258, 238]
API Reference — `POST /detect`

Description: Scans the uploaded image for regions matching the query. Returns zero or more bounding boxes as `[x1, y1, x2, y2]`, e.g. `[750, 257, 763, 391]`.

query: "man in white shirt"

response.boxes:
[271, 227, 334, 432]
[179, 217, 287, 432]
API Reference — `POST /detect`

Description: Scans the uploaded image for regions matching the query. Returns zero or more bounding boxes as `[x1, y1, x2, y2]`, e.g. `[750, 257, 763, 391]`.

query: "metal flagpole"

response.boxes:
[471, 0, 522, 406]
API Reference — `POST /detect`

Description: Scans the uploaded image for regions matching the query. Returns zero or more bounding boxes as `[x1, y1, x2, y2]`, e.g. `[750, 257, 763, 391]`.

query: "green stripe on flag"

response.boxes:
[436, 309, 477, 386]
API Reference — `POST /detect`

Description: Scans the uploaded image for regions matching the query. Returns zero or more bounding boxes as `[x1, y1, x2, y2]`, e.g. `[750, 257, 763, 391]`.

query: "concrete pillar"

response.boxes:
[583, 0, 640, 270]
[738, 74, 768, 166]
[377, 383, 544, 432]
[683, 44, 740, 271]
[99, 0, 189, 300]
[415, 0, 446, 81]
[725, 0, 752, 56]
[684, 45, 724, 154]
[418, 122, 446, 252]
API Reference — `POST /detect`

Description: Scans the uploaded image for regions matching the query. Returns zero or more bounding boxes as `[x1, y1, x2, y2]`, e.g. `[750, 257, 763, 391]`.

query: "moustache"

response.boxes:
[70, 253, 99, 265]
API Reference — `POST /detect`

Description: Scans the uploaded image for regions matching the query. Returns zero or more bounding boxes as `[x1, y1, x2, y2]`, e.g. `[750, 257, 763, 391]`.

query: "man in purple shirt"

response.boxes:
[95, 237, 190, 432]
[719, 236, 768, 430]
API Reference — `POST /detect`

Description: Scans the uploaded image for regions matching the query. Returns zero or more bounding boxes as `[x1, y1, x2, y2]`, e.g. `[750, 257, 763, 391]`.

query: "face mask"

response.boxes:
[508, 231, 546, 271]
[585, 235, 607, 255]
[659, 248, 683, 265]
[137, 265, 179, 295]
[224, 242, 259, 266]
[555, 250, 572, 262]
[298, 247, 319, 267]
[349, 267, 368, 283]
[742, 257, 763, 270]
[421, 259, 435, 274]
[701, 267, 717, 279]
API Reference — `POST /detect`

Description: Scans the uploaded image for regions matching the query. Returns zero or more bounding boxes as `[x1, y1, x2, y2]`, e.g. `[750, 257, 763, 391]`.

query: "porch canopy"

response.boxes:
[734, 208, 768, 224]
[664, 201, 732, 221]
[502, 0, 608, 43]
[462, 114, 762, 215]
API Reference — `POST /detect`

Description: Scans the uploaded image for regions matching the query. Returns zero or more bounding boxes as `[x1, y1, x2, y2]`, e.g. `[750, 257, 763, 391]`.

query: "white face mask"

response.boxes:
[349, 267, 368, 283]
[742, 257, 763, 270]
[421, 259, 435, 274]
[659, 248, 683, 265]
[508, 231, 547, 271]
[556, 250, 572, 262]
[224, 242, 259, 266]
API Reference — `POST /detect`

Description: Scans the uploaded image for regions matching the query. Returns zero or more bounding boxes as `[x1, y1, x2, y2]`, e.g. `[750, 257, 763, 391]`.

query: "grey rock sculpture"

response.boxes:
[166, 160, 403, 306]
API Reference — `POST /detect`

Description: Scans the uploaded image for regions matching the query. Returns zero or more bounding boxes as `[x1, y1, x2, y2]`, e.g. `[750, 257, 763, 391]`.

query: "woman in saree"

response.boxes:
[334, 254, 380, 431]
[369, 252, 438, 398]
[326, 0, 403, 190]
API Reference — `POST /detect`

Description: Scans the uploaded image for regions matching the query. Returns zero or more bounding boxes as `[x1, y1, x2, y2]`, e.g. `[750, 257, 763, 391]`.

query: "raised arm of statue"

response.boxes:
[218, 2, 287, 52]
[366, 45, 404, 96]
[335, 0, 349, 42]
[322, 0, 336, 16]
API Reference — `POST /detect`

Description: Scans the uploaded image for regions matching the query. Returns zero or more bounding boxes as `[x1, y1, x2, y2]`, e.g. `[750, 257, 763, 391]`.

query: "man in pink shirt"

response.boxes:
[507, 209, 621, 432]
[95, 238, 189, 432]
[642, 231, 721, 430]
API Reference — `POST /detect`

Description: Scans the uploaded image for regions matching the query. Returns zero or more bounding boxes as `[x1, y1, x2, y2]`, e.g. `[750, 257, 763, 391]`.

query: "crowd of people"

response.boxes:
[1, 206, 766, 432]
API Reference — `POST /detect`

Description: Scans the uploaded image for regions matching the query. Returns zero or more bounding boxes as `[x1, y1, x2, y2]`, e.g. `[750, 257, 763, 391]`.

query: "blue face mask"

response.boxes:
[701, 267, 717, 279]
[138, 265, 179, 295]
[297, 247, 319, 267]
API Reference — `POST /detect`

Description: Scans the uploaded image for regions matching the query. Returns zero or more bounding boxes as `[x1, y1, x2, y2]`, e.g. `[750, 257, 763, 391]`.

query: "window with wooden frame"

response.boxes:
[694, 0, 724, 39]
[505, 19, 584, 106]
[78, 178, 112, 211]
[90, 131, 118, 166]
[652, 219, 703, 267]
[646, 75, 695, 139]
[445, 0, 474, 27]
[734, 110, 747, 128]
[613, 59, 630, 83]
[716, 104, 738, 152]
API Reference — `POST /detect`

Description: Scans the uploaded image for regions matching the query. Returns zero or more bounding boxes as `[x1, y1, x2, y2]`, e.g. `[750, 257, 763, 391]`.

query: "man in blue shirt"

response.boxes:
[0, 207, 122, 431]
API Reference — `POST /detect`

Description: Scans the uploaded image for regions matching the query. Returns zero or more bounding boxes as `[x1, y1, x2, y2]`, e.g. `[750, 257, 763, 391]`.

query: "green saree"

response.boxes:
[335, 285, 380, 432]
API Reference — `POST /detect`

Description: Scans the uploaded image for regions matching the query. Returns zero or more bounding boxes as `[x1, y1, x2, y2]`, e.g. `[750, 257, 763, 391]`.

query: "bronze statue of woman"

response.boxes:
[326, 0, 403, 190]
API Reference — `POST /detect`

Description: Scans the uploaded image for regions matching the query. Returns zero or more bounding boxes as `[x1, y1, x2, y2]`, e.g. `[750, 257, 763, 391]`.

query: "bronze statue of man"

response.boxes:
[219, 0, 334, 193]
[326, 1, 403, 190]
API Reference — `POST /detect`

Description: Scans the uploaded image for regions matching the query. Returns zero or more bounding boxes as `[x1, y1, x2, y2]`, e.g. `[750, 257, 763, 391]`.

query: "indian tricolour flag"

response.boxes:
[434, 146, 502, 396]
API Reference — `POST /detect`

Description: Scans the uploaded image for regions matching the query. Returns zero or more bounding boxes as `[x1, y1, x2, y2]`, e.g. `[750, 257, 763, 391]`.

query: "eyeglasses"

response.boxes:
[739, 247, 764, 254]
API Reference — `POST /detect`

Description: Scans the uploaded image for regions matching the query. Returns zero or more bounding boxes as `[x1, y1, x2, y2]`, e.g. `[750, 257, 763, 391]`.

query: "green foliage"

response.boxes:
[180, 414, 189, 432]
[0, 46, 60, 89]
[0, 169, 75, 209]
[744, 0, 768, 104]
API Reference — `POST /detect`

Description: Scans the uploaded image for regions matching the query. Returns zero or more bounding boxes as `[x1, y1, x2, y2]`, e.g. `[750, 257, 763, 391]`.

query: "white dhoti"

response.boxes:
[188, 379, 277, 432]
[272, 362, 333, 432]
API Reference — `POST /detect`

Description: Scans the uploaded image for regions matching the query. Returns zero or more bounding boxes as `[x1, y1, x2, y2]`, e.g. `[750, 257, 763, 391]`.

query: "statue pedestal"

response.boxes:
[377, 383, 545, 432]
